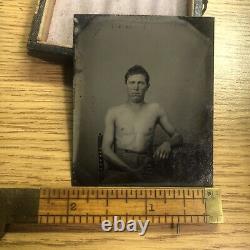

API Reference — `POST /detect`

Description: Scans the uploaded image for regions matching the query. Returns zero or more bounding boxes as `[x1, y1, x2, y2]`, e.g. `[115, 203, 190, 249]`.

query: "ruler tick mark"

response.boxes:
[183, 189, 186, 208]
[106, 191, 109, 206]
[47, 189, 51, 203]
[106, 209, 108, 220]
[87, 189, 89, 203]
[202, 189, 205, 204]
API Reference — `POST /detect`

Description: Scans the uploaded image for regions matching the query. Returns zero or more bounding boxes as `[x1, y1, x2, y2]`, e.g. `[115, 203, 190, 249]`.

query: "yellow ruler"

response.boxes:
[38, 187, 223, 225]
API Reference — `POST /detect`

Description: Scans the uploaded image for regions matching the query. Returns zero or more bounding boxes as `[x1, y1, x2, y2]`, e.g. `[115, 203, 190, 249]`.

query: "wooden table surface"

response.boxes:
[0, 0, 249, 249]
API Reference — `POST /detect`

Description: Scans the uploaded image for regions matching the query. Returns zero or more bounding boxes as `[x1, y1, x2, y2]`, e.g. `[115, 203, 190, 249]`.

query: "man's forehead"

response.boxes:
[127, 74, 146, 81]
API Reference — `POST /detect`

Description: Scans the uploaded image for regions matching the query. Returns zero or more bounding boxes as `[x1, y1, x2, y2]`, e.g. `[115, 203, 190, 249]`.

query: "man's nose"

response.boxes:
[135, 83, 139, 90]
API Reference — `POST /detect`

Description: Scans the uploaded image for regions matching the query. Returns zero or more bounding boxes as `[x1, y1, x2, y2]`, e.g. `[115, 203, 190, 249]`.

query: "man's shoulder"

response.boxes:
[146, 102, 166, 117]
[147, 102, 163, 111]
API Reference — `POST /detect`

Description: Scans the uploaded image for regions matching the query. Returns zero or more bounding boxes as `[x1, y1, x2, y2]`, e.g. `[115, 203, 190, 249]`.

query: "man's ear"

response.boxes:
[147, 83, 150, 89]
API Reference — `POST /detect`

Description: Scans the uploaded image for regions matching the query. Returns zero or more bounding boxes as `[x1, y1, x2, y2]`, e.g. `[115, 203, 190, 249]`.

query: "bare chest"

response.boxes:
[115, 109, 158, 135]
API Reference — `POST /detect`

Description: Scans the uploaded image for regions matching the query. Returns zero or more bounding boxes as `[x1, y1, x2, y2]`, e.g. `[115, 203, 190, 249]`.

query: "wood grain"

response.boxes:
[0, 0, 250, 249]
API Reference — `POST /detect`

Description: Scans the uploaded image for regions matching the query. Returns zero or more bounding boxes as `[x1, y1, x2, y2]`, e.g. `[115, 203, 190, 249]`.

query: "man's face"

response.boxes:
[126, 74, 149, 103]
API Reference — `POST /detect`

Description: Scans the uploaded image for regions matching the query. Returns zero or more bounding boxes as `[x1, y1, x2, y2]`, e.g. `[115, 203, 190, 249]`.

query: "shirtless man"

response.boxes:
[102, 65, 183, 183]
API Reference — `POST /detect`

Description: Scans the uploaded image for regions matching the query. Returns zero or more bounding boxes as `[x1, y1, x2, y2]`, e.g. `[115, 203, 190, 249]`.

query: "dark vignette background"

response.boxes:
[73, 15, 214, 186]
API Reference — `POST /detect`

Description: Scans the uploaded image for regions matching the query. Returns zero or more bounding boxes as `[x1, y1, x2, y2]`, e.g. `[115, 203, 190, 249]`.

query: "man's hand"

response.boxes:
[153, 141, 171, 161]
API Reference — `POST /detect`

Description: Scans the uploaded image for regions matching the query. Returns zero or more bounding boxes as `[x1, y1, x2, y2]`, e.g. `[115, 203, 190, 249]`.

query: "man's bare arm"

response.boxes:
[154, 104, 183, 160]
[158, 105, 183, 147]
[102, 109, 135, 172]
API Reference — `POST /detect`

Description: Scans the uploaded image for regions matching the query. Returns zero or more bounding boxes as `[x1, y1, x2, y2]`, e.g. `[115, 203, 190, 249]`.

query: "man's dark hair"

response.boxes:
[125, 65, 150, 85]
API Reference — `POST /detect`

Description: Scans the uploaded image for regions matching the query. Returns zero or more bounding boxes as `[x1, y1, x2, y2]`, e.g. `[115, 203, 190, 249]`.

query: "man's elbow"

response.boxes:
[172, 132, 183, 146]
[176, 133, 183, 146]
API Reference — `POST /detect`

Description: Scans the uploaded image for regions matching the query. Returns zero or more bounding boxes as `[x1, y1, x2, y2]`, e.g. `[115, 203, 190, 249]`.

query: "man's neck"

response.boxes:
[126, 100, 146, 110]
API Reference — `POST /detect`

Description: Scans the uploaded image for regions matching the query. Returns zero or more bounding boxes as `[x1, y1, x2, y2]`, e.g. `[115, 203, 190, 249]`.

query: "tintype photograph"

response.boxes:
[73, 15, 214, 186]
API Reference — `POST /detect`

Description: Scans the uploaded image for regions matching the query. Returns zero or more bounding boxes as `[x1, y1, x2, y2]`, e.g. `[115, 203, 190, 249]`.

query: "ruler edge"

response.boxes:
[38, 187, 223, 225]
